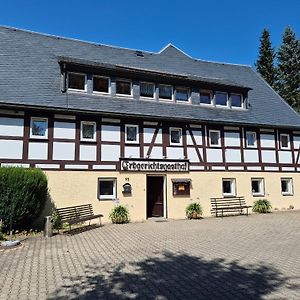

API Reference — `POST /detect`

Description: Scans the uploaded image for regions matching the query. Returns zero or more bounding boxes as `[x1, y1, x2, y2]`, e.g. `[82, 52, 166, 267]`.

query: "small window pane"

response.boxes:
[215, 92, 228, 106]
[159, 85, 172, 100]
[116, 80, 131, 95]
[82, 123, 95, 140]
[280, 135, 289, 148]
[222, 179, 235, 195]
[210, 131, 220, 146]
[173, 182, 190, 196]
[200, 91, 211, 104]
[176, 88, 189, 102]
[126, 126, 138, 142]
[170, 128, 182, 144]
[246, 132, 256, 147]
[99, 179, 116, 200]
[140, 82, 154, 98]
[31, 118, 47, 137]
[68, 73, 85, 90]
[93, 77, 109, 93]
[231, 94, 242, 107]
[281, 179, 293, 195]
[251, 179, 264, 195]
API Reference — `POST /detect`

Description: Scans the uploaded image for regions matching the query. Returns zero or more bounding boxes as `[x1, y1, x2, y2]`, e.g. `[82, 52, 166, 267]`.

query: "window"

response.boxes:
[280, 134, 290, 149]
[81, 122, 96, 141]
[159, 84, 173, 100]
[281, 178, 293, 195]
[67, 72, 86, 91]
[125, 124, 139, 143]
[30, 117, 48, 138]
[209, 130, 221, 146]
[116, 80, 131, 95]
[200, 91, 212, 104]
[176, 87, 189, 102]
[231, 94, 243, 108]
[246, 131, 257, 147]
[222, 179, 236, 196]
[215, 92, 228, 106]
[98, 178, 116, 200]
[251, 178, 265, 196]
[172, 179, 191, 196]
[93, 76, 109, 93]
[140, 82, 154, 98]
[170, 127, 182, 144]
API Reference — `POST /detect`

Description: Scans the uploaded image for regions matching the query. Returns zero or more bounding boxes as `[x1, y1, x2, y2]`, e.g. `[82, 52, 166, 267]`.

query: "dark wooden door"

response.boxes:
[147, 176, 164, 217]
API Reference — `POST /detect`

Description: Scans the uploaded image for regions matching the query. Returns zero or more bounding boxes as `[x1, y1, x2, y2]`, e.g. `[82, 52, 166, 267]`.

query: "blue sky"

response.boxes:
[0, 0, 299, 66]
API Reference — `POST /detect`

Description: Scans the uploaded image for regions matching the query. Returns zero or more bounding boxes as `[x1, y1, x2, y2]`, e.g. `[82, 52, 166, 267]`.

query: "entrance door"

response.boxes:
[147, 176, 164, 218]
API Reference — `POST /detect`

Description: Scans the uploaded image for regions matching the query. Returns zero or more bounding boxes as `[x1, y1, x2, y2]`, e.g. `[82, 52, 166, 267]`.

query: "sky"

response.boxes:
[0, 0, 299, 66]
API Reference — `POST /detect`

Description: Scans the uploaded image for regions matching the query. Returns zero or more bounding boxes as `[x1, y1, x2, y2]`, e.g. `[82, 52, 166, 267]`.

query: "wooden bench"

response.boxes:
[56, 204, 103, 230]
[210, 196, 252, 217]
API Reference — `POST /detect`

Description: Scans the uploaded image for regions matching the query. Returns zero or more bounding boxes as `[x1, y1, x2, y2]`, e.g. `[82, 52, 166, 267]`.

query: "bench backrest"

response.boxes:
[56, 204, 94, 223]
[210, 197, 246, 214]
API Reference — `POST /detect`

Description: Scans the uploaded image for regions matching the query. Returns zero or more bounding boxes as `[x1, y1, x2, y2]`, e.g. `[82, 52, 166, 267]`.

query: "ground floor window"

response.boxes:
[222, 178, 236, 197]
[281, 178, 293, 196]
[98, 178, 117, 200]
[172, 179, 191, 196]
[251, 178, 265, 196]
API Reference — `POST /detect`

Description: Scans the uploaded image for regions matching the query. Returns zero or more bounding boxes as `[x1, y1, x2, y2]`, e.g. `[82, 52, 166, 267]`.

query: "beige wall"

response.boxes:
[46, 170, 300, 223]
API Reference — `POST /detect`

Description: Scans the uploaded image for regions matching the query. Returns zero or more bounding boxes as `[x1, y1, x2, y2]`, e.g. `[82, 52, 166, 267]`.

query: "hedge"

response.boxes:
[0, 167, 48, 231]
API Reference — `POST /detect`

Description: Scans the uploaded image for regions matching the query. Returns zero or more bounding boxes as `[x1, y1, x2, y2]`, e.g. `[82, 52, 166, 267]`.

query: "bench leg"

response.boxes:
[99, 217, 102, 226]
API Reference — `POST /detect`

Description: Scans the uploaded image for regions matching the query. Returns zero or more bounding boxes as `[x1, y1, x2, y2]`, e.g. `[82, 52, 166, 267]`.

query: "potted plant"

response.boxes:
[109, 205, 130, 224]
[252, 199, 272, 213]
[185, 202, 203, 219]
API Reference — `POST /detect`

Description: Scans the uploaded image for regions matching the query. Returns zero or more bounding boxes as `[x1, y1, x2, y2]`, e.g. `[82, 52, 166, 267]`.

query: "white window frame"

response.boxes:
[92, 75, 110, 94]
[199, 90, 213, 105]
[80, 121, 96, 142]
[280, 133, 290, 149]
[170, 127, 182, 145]
[98, 178, 117, 200]
[67, 72, 87, 92]
[30, 117, 48, 139]
[175, 87, 190, 103]
[246, 131, 257, 148]
[215, 91, 229, 107]
[158, 84, 173, 101]
[116, 79, 132, 96]
[209, 130, 221, 147]
[281, 178, 293, 196]
[140, 81, 155, 99]
[231, 93, 244, 109]
[251, 178, 265, 197]
[222, 178, 236, 197]
[125, 124, 139, 144]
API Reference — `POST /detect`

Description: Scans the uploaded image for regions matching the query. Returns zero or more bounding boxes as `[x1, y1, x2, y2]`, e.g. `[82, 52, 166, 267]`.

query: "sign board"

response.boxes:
[120, 159, 189, 172]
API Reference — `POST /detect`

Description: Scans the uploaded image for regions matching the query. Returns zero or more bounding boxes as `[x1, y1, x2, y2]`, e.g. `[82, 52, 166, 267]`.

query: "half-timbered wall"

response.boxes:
[0, 109, 300, 172]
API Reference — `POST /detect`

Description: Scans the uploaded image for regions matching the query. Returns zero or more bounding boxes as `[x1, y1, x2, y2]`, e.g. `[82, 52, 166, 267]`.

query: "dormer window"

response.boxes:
[93, 76, 109, 93]
[200, 91, 212, 104]
[159, 84, 173, 100]
[67, 72, 86, 91]
[140, 82, 155, 98]
[175, 87, 189, 102]
[215, 92, 228, 106]
[231, 94, 243, 108]
[116, 79, 131, 95]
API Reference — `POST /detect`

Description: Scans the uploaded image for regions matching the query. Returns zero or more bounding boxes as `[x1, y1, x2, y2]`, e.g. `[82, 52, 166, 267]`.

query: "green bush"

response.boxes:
[109, 205, 130, 224]
[252, 199, 272, 213]
[0, 167, 48, 231]
[185, 202, 203, 219]
[0, 220, 4, 240]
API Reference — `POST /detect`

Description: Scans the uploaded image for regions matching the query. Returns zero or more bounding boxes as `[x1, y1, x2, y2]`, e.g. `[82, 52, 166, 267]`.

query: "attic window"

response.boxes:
[159, 84, 173, 100]
[135, 51, 144, 57]
[231, 94, 243, 108]
[116, 79, 131, 95]
[93, 76, 109, 93]
[67, 72, 86, 91]
[176, 87, 189, 102]
[200, 91, 212, 104]
[215, 92, 228, 106]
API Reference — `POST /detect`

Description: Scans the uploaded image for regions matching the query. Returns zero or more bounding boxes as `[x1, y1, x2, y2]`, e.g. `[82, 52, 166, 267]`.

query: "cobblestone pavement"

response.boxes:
[0, 211, 300, 300]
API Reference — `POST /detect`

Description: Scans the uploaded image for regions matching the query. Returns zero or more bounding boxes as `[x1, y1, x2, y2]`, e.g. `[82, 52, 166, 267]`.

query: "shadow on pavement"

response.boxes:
[48, 251, 292, 299]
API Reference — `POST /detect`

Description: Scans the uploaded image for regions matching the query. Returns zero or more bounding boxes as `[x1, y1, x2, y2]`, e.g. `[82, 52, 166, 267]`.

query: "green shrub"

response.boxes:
[185, 202, 203, 219]
[0, 167, 48, 231]
[0, 220, 4, 240]
[51, 208, 62, 230]
[109, 205, 130, 224]
[252, 199, 272, 213]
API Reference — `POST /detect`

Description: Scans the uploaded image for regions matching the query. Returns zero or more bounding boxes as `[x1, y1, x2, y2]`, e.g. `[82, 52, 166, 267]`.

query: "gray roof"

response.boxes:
[1, 25, 300, 129]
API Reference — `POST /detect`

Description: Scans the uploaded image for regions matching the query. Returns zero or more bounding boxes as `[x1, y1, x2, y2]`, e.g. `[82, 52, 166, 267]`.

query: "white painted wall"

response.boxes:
[0, 140, 23, 159]
[101, 144, 120, 161]
[186, 130, 202, 145]
[187, 147, 200, 162]
[166, 147, 184, 159]
[80, 145, 97, 161]
[224, 132, 240, 147]
[125, 146, 140, 158]
[260, 134, 275, 148]
[293, 136, 300, 150]
[225, 149, 241, 162]
[101, 125, 120, 142]
[144, 146, 163, 159]
[206, 148, 223, 162]
[143, 128, 162, 144]
[244, 150, 259, 163]
[278, 151, 292, 164]
[261, 150, 276, 163]
[28, 142, 48, 160]
[53, 142, 75, 160]
[53, 122, 76, 139]
[0, 117, 24, 136]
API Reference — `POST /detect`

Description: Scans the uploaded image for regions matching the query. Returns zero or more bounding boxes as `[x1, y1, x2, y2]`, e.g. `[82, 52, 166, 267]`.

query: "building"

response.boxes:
[0, 26, 299, 222]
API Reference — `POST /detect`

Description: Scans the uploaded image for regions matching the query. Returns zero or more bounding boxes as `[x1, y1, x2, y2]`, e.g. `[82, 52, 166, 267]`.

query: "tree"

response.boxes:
[255, 29, 277, 88]
[277, 26, 300, 111]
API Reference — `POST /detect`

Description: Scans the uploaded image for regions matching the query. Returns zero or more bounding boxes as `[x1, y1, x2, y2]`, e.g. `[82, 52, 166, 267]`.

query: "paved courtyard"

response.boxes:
[0, 211, 300, 300]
